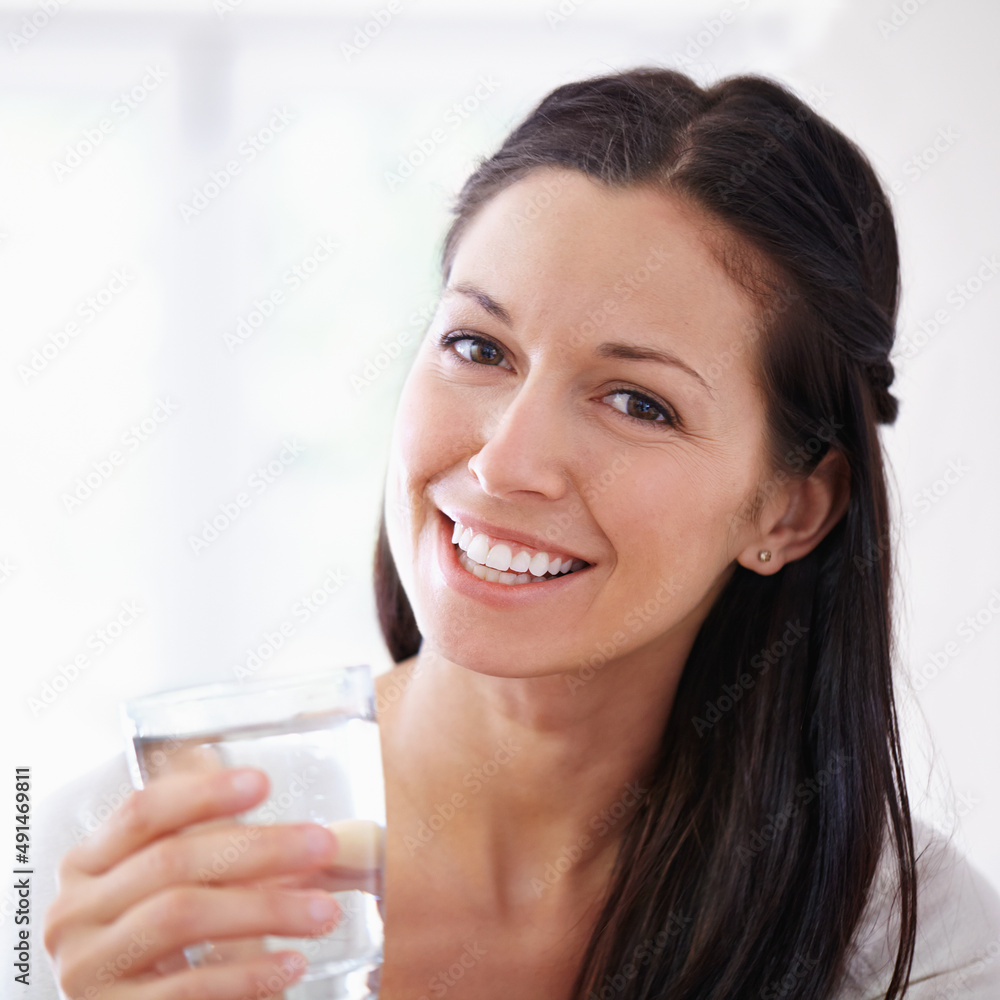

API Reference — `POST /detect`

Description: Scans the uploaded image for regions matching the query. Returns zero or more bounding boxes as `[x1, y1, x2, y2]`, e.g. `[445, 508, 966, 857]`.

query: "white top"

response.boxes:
[29, 753, 1000, 999]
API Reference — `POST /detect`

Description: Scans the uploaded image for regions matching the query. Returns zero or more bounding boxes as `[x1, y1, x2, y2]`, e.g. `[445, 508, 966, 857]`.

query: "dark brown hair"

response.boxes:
[373, 67, 915, 999]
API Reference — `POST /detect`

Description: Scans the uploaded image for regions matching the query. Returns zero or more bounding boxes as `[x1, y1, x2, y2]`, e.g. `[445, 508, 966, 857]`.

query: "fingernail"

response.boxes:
[279, 952, 307, 978]
[308, 894, 340, 922]
[230, 770, 263, 797]
[304, 824, 336, 859]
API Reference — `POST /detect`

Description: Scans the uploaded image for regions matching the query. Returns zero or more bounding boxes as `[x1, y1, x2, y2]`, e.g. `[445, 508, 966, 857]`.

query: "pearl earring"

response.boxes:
[758, 550, 772, 562]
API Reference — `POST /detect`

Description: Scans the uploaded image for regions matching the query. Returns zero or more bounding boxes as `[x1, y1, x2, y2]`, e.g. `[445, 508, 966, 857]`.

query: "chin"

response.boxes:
[421, 632, 572, 679]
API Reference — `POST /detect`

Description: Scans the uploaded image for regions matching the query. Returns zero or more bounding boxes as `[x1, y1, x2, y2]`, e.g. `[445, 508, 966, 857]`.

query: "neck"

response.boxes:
[377, 637, 689, 919]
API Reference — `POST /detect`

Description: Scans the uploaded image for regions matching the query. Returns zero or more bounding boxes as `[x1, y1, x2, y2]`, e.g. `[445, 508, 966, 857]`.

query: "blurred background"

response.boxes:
[3, 0, 998, 895]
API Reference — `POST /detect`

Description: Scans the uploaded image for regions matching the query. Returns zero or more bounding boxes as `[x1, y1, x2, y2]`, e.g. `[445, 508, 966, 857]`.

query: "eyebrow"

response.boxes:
[447, 282, 514, 326]
[444, 282, 716, 397]
[595, 342, 716, 397]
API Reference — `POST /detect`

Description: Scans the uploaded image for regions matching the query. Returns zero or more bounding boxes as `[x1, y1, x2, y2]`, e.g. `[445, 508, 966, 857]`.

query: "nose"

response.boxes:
[466, 373, 569, 500]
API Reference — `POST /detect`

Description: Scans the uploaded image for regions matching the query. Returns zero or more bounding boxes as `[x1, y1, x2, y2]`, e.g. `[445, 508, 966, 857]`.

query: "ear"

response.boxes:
[736, 448, 851, 574]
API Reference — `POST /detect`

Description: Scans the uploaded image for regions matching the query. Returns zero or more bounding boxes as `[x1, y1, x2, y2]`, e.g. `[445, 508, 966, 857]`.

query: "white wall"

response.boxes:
[3, 0, 997, 894]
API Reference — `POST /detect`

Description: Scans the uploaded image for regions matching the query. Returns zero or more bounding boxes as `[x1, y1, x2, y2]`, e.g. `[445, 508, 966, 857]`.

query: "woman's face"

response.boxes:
[383, 166, 776, 678]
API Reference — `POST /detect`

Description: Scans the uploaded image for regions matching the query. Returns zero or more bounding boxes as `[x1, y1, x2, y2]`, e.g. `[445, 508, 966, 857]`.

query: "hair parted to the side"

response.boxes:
[372, 66, 915, 1000]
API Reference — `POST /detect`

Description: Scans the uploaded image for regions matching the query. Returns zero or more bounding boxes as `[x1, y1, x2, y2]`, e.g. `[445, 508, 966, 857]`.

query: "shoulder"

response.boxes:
[835, 816, 1000, 999]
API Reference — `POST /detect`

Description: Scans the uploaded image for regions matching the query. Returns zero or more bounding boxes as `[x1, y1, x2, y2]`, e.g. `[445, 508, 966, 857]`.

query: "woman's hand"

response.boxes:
[43, 766, 346, 1000]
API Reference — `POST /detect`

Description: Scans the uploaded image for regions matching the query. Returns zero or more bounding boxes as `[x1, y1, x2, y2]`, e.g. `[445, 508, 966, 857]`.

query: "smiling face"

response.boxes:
[383, 166, 779, 678]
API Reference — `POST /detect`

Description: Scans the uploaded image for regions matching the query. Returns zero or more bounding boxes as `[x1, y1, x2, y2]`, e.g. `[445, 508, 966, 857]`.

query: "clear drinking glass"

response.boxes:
[120, 665, 385, 1000]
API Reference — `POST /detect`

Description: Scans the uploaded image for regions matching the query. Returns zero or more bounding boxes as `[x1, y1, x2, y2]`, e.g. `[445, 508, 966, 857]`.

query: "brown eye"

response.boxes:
[465, 339, 503, 365]
[603, 389, 677, 429]
[440, 332, 513, 369]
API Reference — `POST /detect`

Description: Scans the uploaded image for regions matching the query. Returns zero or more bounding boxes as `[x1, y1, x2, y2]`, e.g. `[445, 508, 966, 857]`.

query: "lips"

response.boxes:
[434, 508, 592, 603]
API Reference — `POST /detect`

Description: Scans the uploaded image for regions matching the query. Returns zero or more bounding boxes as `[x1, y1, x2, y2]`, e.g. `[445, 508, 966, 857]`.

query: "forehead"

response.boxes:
[444, 168, 763, 388]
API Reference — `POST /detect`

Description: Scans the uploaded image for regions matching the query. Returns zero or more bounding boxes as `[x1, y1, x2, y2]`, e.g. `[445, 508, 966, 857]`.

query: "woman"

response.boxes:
[40, 67, 1000, 999]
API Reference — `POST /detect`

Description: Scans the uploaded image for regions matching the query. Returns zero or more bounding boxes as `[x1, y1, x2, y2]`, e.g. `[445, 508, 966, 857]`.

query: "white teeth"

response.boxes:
[510, 550, 532, 573]
[448, 516, 589, 582]
[456, 546, 579, 586]
[485, 543, 512, 572]
[466, 532, 491, 564]
[528, 551, 550, 577]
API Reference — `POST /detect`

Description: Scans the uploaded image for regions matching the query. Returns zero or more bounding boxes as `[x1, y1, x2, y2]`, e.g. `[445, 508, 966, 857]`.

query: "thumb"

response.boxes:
[324, 818, 384, 874]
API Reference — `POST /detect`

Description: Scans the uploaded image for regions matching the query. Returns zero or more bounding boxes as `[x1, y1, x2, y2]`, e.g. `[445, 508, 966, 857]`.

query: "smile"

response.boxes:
[450, 516, 590, 586]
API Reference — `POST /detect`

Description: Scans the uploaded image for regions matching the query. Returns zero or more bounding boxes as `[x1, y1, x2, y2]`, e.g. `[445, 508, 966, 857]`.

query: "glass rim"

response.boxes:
[121, 663, 373, 716]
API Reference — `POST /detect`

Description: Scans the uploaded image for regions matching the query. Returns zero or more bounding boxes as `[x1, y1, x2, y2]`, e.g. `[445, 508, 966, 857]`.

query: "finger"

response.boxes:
[326, 819, 383, 874]
[168, 934, 275, 972]
[125, 950, 307, 1000]
[212, 819, 383, 895]
[292, 819, 384, 895]
[79, 822, 339, 925]
[90, 885, 342, 976]
[65, 769, 270, 877]
[142, 740, 228, 780]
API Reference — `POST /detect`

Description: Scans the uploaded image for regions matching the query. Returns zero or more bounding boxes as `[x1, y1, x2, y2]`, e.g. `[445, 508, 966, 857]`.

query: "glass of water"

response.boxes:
[120, 665, 385, 1000]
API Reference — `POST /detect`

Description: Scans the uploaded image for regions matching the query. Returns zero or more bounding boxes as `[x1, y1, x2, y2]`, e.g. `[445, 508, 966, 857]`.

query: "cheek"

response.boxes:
[384, 370, 441, 578]
[388, 371, 453, 496]
[588, 464, 748, 647]
[597, 453, 752, 578]
[396, 365, 480, 471]
[384, 366, 480, 567]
